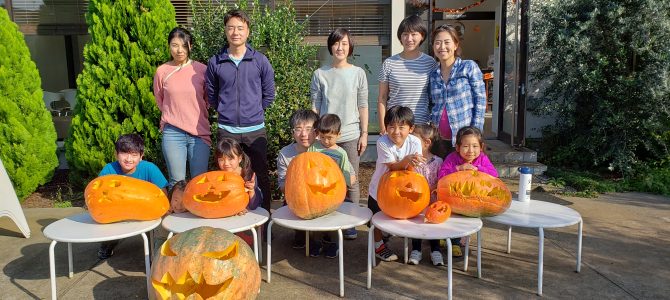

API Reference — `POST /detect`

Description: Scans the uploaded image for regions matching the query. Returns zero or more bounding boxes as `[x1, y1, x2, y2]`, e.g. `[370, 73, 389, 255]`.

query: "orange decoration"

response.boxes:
[183, 171, 249, 218]
[85, 175, 169, 223]
[424, 201, 452, 224]
[437, 170, 512, 217]
[151, 226, 260, 300]
[285, 152, 347, 219]
[377, 171, 431, 219]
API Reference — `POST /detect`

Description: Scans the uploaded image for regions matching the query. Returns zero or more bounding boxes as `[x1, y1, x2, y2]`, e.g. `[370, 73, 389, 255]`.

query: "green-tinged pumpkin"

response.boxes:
[84, 175, 168, 223]
[285, 152, 346, 219]
[437, 170, 512, 217]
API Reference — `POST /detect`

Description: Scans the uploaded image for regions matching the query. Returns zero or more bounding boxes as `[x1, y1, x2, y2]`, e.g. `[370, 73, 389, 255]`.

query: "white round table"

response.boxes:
[368, 212, 483, 300]
[161, 207, 270, 262]
[485, 199, 583, 295]
[267, 202, 372, 297]
[43, 213, 161, 300]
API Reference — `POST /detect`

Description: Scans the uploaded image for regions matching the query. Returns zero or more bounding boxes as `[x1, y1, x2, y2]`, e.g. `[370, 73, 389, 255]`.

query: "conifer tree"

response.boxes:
[66, 0, 176, 182]
[0, 8, 58, 200]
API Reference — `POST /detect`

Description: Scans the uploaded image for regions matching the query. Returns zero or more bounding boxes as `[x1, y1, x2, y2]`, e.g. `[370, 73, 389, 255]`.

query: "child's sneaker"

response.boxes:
[343, 228, 358, 240]
[431, 251, 445, 266]
[408, 250, 422, 265]
[375, 243, 398, 262]
[323, 240, 339, 259]
[451, 245, 463, 257]
[97, 241, 117, 260]
[309, 240, 322, 257]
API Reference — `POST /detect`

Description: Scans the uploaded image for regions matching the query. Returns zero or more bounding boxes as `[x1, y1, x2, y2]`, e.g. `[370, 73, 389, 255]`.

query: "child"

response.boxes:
[97, 133, 168, 260]
[276, 110, 319, 249]
[215, 137, 262, 214]
[438, 126, 497, 257]
[368, 106, 425, 262]
[306, 114, 356, 258]
[408, 124, 445, 266]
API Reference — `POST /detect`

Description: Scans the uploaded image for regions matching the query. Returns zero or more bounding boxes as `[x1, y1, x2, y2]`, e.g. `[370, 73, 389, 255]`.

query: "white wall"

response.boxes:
[24, 35, 69, 92]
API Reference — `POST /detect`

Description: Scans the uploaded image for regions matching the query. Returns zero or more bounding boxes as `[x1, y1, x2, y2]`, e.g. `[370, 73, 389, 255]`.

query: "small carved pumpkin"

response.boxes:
[377, 170, 430, 219]
[437, 170, 512, 217]
[150, 226, 260, 300]
[424, 201, 452, 224]
[285, 152, 346, 219]
[84, 175, 169, 223]
[182, 171, 249, 218]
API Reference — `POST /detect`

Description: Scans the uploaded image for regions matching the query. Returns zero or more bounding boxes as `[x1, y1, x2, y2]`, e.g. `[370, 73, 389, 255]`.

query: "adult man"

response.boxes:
[206, 9, 275, 210]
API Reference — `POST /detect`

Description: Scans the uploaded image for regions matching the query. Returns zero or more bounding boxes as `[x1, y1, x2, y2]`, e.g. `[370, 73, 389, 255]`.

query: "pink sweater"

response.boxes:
[438, 151, 498, 178]
[153, 61, 211, 145]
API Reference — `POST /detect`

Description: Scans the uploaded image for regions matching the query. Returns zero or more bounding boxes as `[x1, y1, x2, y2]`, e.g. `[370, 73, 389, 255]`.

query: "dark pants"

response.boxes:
[412, 239, 440, 252]
[217, 127, 272, 211]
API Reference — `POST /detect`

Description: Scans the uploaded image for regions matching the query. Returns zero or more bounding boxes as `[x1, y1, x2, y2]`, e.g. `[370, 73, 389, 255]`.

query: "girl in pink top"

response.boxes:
[438, 126, 498, 178]
[154, 27, 211, 188]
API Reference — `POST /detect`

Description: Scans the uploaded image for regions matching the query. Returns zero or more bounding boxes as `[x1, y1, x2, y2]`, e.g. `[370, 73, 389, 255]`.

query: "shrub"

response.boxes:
[65, 0, 176, 184]
[0, 8, 58, 200]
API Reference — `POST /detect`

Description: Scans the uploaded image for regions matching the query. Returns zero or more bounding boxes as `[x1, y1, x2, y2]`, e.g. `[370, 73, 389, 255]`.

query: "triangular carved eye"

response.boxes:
[203, 241, 238, 260]
[160, 240, 177, 256]
[308, 160, 316, 169]
[196, 175, 209, 184]
[108, 180, 121, 187]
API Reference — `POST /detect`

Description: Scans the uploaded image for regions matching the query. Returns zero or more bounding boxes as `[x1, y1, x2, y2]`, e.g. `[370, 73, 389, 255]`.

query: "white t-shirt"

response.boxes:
[368, 134, 423, 200]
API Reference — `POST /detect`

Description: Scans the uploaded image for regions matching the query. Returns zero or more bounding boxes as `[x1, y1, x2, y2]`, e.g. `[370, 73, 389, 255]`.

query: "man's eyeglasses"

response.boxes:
[292, 127, 314, 134]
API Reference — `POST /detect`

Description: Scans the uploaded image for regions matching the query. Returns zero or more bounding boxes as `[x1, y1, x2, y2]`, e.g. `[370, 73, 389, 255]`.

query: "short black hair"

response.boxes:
[397, 15, 428, 46]
[167, 27, 193, 58]
[327, 28, 354, 57]
[224, 9, 251, 28]
[384, 106, 414, 128]
[316, 114, 341, 135]
[115, 133, 144, 154]
[289, 109, 319, 129]
[456, 126, 484, 146]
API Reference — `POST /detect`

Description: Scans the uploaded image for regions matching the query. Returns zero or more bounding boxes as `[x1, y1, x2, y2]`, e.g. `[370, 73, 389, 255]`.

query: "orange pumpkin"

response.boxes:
[424, 201, 452, 223]
[182, 171, 249, 218]
[377, 170, 430, 219]
[84, 175, 169, 223]
[285, 152, 346, 219]
[437, 170, 512, 217]
[151, 226, 260, 300]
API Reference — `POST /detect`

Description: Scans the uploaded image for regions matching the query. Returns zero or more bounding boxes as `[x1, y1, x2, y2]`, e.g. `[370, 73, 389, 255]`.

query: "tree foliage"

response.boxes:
[530, 0, 670, 175]
[65, 0, 176, 183]
[0, 8, 58, 200]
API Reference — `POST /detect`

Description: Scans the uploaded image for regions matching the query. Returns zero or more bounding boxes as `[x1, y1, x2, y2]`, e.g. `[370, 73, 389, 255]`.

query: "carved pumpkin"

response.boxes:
[151, 226, 260, 300]
[285, 152, 346, 219]
[424, 201, 452, 224]
[437, 170, 512, 217]
[182, 171, 249, 218]
[84, 175, 169, 223]
[377, 171, 430, 219]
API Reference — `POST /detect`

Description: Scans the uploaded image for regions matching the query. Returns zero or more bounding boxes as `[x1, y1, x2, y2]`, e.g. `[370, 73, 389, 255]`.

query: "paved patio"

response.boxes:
[1, 189, 669, 299]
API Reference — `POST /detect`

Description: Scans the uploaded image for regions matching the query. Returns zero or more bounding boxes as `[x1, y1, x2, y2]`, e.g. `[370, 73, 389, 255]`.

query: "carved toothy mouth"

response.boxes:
[396, 183, 422, 202]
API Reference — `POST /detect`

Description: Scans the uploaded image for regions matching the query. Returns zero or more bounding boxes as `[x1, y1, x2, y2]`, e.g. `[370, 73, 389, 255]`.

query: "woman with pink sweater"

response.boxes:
[153, 27, 211, 188]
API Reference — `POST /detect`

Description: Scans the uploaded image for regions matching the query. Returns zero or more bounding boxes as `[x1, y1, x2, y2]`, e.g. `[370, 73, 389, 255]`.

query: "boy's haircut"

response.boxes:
[289, 109, 319, 129]
[167, 27, 194, 57]
[327, 28, 354, 56]
[115, 133, 144, 154]
[224, 9, 251, 28]
[316, 114, 341, 135]
[384, 106, 415, 127]
[397, 15, 428, 45]
[216, 137, 253, 181]
[455, 126, 484, 146]
[414, 123, 440, 145]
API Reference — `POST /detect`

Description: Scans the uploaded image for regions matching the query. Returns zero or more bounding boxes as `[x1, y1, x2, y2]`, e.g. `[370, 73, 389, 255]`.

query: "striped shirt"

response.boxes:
[379, 53, 438, 124]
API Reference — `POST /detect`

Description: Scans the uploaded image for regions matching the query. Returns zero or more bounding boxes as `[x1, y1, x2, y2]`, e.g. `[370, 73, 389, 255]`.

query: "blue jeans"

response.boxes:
[162, 124, 210, 188]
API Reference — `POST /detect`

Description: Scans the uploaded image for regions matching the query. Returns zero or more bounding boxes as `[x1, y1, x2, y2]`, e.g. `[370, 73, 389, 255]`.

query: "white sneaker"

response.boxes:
[408, 250, 422, 265]
[431, 251, 445, 266]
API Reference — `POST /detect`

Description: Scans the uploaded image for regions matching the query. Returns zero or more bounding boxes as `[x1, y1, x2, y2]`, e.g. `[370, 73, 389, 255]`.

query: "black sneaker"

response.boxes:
[97, 242, 116, 260]
[375, 243, 398, 262]
[309, 240, 322, 257]
[324, 241, 339, 259]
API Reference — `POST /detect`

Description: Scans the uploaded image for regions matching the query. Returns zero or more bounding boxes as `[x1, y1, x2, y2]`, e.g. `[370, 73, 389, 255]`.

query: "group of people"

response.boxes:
[94, 10, 497, 266]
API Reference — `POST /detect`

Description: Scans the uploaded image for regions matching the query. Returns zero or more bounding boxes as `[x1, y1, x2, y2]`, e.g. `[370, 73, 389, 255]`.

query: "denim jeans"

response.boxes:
[162, 124, 210, 188]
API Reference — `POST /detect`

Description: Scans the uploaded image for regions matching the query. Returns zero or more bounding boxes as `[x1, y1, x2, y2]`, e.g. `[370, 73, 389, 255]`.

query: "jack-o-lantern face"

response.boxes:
[424, 201, 452, 224]
[437, 170, 512, 217]
[285, 152, 346, 219]
[377, 171, 430, 219]
[182, 171, 249, 218]
[150, 226, 260, 300]
[84, 175, 169, 223]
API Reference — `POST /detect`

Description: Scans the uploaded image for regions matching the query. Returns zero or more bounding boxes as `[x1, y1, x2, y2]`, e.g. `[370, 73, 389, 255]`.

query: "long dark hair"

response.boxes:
[215, 137, 253, 181]
[167, 27, 193, 59]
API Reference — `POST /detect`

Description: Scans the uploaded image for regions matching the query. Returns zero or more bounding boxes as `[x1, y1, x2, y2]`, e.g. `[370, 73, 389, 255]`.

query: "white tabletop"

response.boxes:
[485, 200, 582, 228]
[271, 202, 372, 231]
[162, 208, 270, 234]
[43, 213, 161, 243]
[371, 212, 483, 240]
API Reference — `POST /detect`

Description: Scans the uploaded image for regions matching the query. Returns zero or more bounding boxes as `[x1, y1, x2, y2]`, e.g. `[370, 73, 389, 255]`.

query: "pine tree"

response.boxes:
[0, 8, 58, 200]
[66, 0, 176, 183]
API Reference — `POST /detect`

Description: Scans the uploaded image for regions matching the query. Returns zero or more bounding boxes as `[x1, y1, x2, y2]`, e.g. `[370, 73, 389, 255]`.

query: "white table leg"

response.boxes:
[251, 227, 259, 262]
[149, 230, 155, 262]
[507, 226, 512, 253]
[305, 230, 310, 257]
[403, 237, 408, 264]
[447, 238, 453, 300]
[477, 231, 482, 279]
[464, 236, 470, 272]
[267, 221, 273, 283]
[67, 243, 73, 278]
[367, 224, 374, 289]
[577, 219, 583, 273]
[167, 232, 174, 239]
[538, 227, 544, 296]
[141, 232, 151, 300]
[49, 240, 57, 300]
[338, 229, 344, 297]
